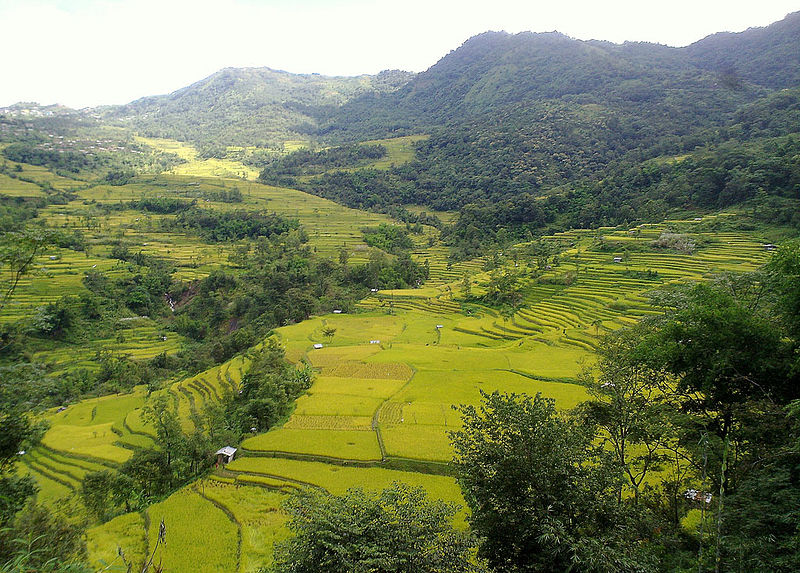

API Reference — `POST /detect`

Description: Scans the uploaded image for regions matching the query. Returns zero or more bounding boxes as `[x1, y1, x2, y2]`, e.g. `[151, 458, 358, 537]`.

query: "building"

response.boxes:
[214, 446, 237, 466]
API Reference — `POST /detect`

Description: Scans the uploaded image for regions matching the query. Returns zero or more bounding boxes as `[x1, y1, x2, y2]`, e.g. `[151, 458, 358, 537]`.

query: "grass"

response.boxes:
[354, 135, 428, 169]
[224, 457, 467, 525]
[145, 487, 239, 573]
[241, 428, 382, 461]
[227, 456, 463, 499]
[40, 423, 132, 464]
[380, 424, 454, 462]
[305, 376, 409, 399]
[49, 389, 148, 427]
[199, 482, 289, 573]
[14, 146, 782, 570]
[136, 136, 260, 180]
[293, 393, 384, 417]
[0, 173, 45, 196]
[16, 461, 74, 505]
[87, 512, 147, 572]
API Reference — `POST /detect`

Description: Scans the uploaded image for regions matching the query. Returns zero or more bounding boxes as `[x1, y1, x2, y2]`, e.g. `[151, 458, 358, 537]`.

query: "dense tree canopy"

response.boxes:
[268, 483, 484, 573]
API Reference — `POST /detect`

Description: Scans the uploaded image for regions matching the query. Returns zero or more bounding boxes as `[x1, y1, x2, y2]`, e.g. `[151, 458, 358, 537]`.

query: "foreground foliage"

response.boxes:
[451, 391, 656, 573]
[268, 483, 484, 573]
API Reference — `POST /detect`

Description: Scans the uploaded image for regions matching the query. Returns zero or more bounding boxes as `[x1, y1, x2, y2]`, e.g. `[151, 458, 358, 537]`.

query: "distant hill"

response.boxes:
[100, 12, 800, 152]
[104, 67, 413, 152]
[89, 11, 800, 256]
[685, 11, 800, 89]
[319, 12, 800, 140]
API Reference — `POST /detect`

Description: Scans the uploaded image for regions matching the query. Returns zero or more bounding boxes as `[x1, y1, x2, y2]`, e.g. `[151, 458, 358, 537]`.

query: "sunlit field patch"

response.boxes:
[41, 423, 132, 464]
[87, 512, 146, 571]
[293, 392, 384, 417]
[144, 488, 238, 573]
[241, 428, 382, 461]
[200, 482, 289, 573]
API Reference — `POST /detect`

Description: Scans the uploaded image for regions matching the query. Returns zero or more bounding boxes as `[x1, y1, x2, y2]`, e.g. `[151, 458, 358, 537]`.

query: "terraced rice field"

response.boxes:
[11, 145, 776, 569]
[82, 214, 773, 570]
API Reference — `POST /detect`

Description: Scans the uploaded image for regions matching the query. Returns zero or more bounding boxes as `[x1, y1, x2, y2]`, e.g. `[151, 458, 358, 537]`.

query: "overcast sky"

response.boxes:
[1, 0, 798, 108]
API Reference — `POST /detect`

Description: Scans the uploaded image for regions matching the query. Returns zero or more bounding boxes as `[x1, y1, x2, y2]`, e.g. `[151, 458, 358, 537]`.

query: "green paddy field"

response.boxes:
[2, 138, 774, 572]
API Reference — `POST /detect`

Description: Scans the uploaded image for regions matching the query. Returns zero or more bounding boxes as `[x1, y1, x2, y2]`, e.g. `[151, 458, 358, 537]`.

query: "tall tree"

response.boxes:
[450, 390, 655, 573]
[578, 330, 675, 505]
[268, 483, 484, 573]
[0, 228, 58, 316]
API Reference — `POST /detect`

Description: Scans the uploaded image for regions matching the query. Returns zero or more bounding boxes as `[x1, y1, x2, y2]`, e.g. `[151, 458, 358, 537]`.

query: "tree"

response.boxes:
[140, 394, 183, 481]
[0, 228, 58, 316]
[765, 239, 800, 339]
[632, 282, 796, 440]
[268, 483, 484, 573]
[627, 276, 800, 570]
[0, 502, 90, 572]
[450, 391, 655, 573]
[577, 330, 675, 505]
[321, 325, 336, 342]
[0, 411, 36, 528]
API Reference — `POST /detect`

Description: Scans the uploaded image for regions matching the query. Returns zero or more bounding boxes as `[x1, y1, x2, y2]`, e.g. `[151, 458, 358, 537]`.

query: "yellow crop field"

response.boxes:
[87, 512, 146, 571]
[200, 483, 290, 573]
[323, 361, 413, 380]
[19, 140, 781, 572]
[49, 390, 147, 427]
[241, 428, 382, 461]
[145, 488, 238, 572]
[304, 344, 383, 367]
[293, 393, 384, 417]
[282, 414, 373, 430]
[223, 457, 466, 524]
[41, 423, 132, 464]
[307, 376, 409, 399]
[0, 173, 44, 196]
[380, 424, 454, 461]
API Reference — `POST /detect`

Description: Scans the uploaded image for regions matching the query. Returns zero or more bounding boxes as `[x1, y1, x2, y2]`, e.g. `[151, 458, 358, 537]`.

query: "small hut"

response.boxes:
[214, 446, 237, 466]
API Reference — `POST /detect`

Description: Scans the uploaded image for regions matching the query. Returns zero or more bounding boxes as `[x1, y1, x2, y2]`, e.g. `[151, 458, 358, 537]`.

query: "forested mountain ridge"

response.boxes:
[104, 67, 413, 152]
[254, 12, 800, 256]
[315, 11, 800, 140]
[102, 12, 800, 149]
[686, 10, 800, 89]
[7, 11, 799, 256]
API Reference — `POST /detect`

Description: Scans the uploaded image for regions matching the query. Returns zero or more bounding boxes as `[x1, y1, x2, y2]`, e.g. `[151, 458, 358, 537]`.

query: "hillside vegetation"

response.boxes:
[2, 10, 800, 573]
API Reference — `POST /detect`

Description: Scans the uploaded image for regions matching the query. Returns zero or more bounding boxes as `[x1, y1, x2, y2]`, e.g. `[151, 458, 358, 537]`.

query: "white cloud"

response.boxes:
[0, 0, 797, 108]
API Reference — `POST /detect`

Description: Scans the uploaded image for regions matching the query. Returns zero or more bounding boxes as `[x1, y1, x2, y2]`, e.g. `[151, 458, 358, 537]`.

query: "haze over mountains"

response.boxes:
[88, 11, 800, 150]
[3, 11, 799, 255]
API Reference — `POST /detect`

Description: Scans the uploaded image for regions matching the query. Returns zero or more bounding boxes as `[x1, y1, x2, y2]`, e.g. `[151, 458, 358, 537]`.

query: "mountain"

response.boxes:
[318, 13, 800, 140]
[102, 12, 800, 152]
[250, 12, 800, 258]
[104, 67, 413, 152]
[91, 11, 800, 254]
[685, 11, 800, 89]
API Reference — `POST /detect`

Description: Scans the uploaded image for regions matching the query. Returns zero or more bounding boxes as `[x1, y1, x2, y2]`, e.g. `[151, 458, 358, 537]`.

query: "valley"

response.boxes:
[4, 138, 772, 571]
[2, 10, 800, 572]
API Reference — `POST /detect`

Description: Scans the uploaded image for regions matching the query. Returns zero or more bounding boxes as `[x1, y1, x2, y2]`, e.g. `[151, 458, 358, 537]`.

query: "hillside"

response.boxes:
[312, 12, 800, 139]
[685, 10, 800, 89]
[3, 10, 800, 573]
[105, 67, 413, 152]
[100, 12, 800, 151]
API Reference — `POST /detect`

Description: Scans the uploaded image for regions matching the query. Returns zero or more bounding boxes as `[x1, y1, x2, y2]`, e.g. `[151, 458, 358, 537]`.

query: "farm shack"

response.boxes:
[215, 446, 237, 466]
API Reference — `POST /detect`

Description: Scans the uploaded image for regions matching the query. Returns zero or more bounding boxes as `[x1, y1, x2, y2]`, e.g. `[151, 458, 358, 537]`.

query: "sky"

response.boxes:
[1, 0, 798, 108]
